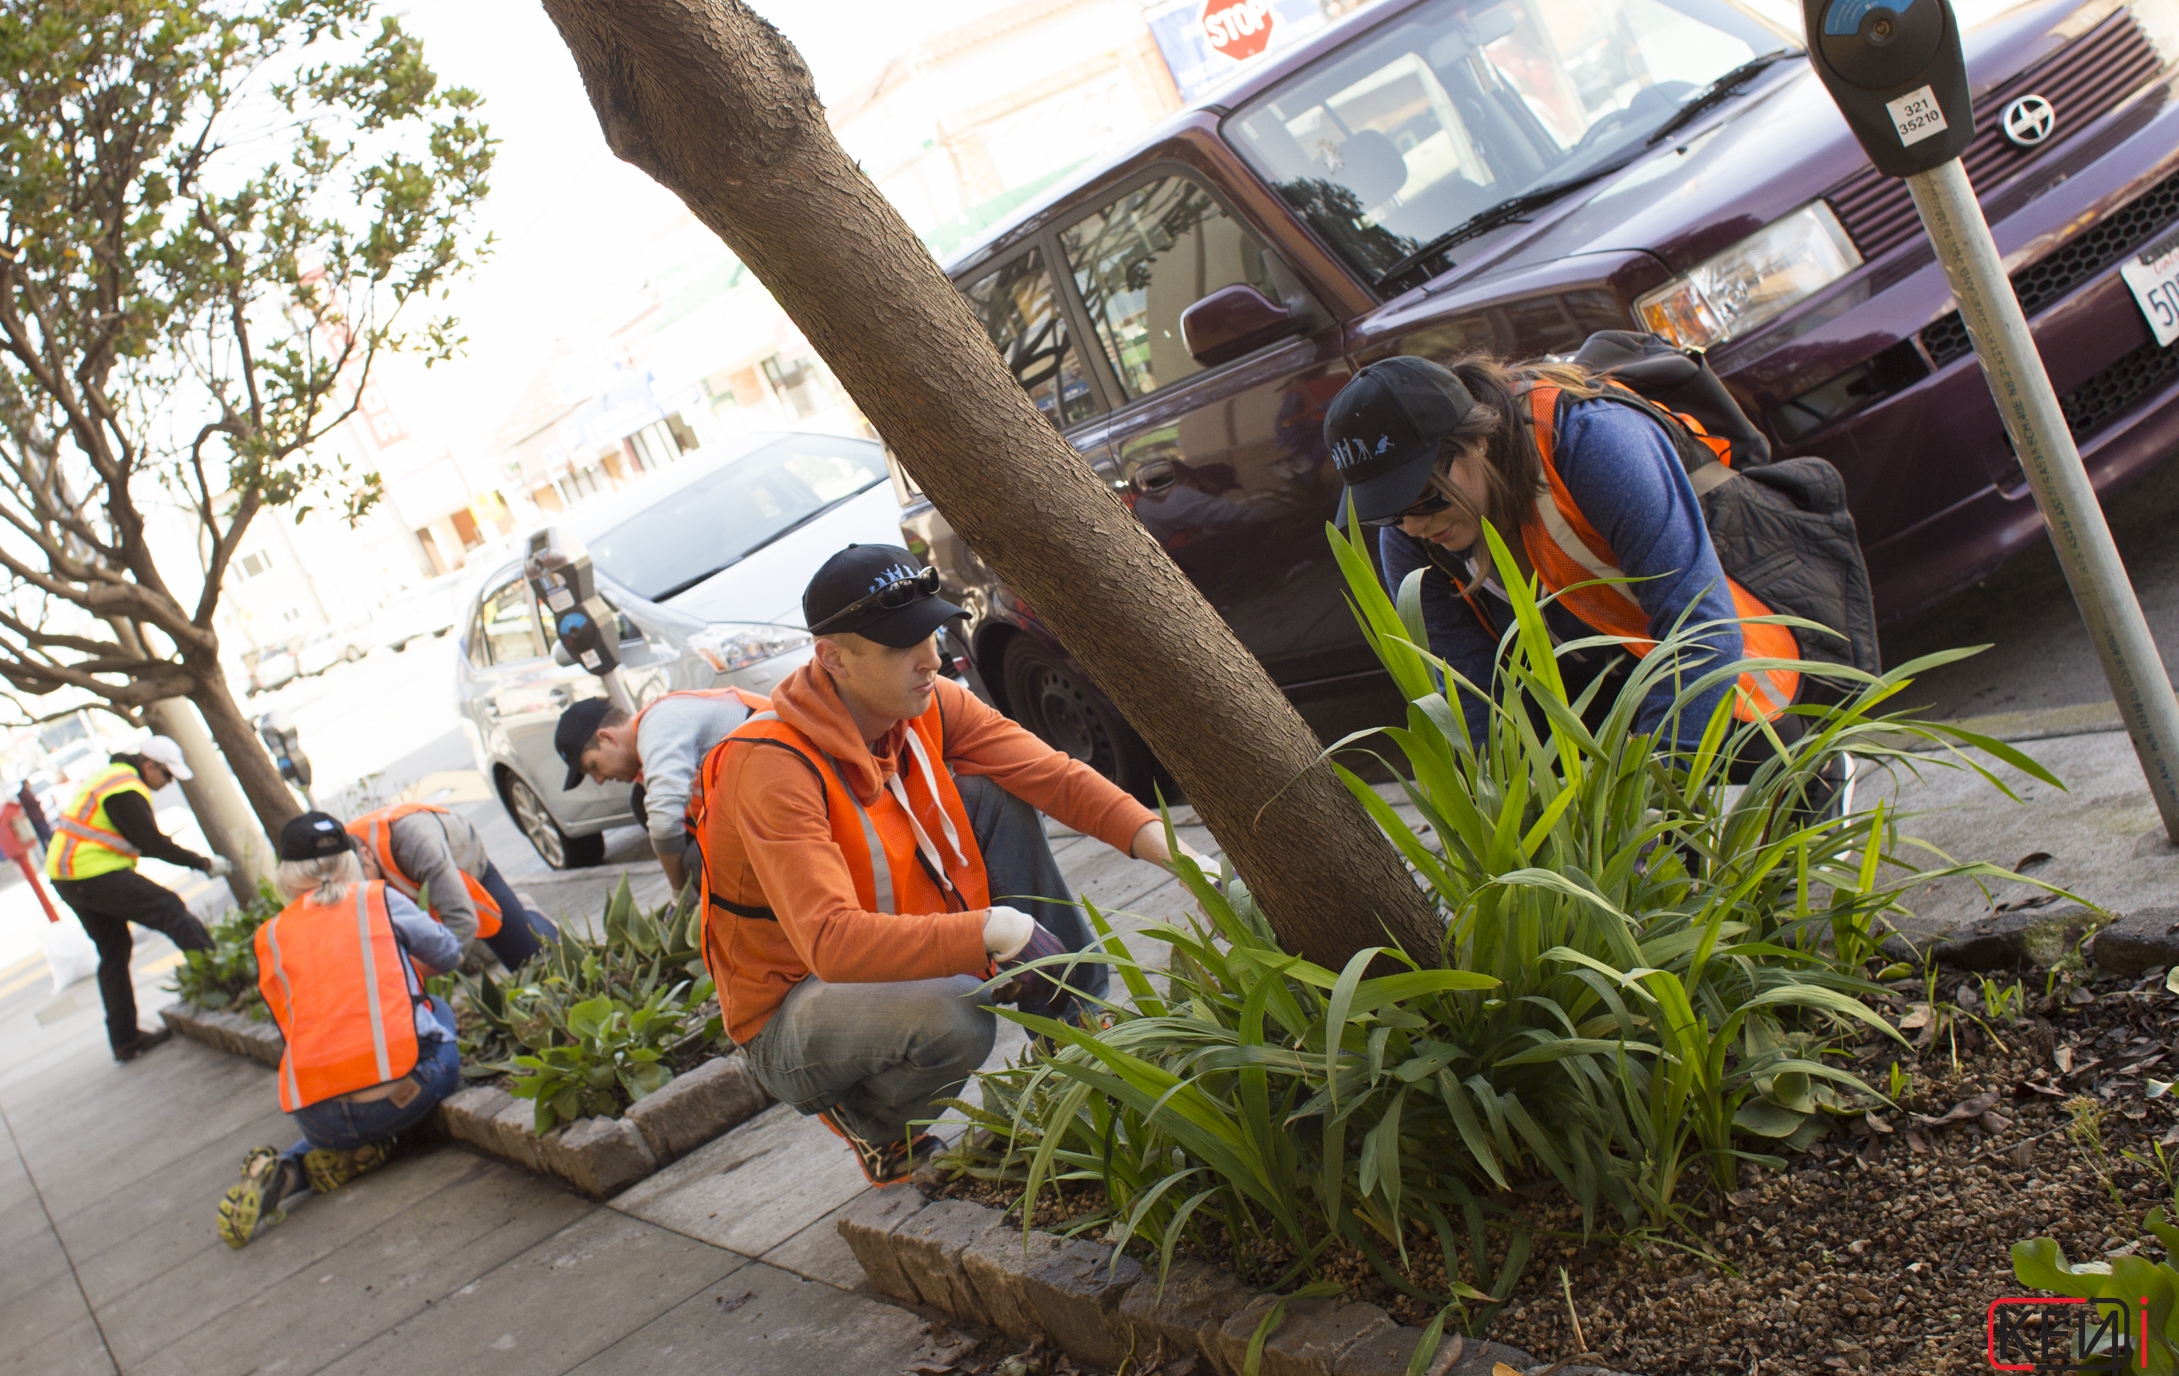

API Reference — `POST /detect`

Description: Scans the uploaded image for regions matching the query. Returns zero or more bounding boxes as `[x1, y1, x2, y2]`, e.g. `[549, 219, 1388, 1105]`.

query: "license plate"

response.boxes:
[2120, 225, 2179, 348]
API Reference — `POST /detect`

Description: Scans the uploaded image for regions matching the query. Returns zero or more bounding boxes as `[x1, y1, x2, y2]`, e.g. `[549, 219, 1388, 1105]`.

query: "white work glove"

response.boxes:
[982, 904, 1036, 961]
[205, 855, 235, 878]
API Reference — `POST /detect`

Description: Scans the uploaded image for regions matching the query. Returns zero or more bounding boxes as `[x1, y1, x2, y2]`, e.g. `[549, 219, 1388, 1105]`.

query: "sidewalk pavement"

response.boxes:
[0, 801, 1246, 1376]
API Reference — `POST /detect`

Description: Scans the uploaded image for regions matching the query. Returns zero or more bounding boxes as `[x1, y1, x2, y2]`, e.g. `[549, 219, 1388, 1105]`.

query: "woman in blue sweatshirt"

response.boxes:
[1324, 353, 1804, 758]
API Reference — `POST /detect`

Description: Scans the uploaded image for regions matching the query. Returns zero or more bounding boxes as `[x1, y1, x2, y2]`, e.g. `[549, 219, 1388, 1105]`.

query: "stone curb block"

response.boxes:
[1928, 906, 2107, 971]
[624, 1051, 770, 1164]
[161, 1000, 283, 1068]
[2092, 906, 2179, 976]
[851, 1195, 1563, 1376]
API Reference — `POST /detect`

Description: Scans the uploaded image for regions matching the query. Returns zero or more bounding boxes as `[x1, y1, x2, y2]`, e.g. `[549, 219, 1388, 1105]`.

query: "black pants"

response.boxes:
[477, 862, 560, 967]
[51, 869, 213, 1049]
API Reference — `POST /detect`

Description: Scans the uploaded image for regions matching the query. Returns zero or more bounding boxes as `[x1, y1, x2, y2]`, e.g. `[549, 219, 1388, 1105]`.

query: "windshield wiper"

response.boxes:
[1372, 166, 1622, 292]
[1645, 49, 1795, 147]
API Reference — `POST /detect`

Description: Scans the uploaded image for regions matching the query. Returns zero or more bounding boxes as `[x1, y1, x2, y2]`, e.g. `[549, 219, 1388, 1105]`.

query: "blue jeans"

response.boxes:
[739, 776, 1094, 1150]
[281, 1018, 461, 1170]
[478, 863, 560, 968]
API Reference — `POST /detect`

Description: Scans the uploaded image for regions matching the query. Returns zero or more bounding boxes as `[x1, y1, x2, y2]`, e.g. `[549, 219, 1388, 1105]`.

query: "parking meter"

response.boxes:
[525, 527, 636, 714]
[1802, 0, 1973, 176]
[256, 709, 315, 807]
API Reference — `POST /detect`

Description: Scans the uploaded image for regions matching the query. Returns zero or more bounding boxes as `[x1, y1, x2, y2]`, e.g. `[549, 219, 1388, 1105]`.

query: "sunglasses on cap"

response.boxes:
[810, 565, 943, 633]
[1360, 487, 1457, 529]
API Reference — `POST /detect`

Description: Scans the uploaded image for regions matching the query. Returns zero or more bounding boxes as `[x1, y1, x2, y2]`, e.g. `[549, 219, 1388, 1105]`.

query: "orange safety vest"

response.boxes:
[346, 803, 501, 939]
[1518, 385, 1798, 723]
[637, 686, 770, 837]
[693, 700, 989, 938]
[256, 881, 422, 1112]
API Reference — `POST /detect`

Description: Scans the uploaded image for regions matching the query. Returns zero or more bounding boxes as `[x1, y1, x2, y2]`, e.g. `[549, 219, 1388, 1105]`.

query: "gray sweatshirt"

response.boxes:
[635, 693, 755, 857]
[382, 810, 494, 942]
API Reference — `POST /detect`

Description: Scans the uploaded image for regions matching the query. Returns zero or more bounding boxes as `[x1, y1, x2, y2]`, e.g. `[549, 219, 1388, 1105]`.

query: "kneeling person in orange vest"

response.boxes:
[46, 736, 232, 1062]
[698, 545, 1207, 1186]
[346, 803, 559, 968]
[554, 686, 768, 902]
[216, 813, 464, 1249]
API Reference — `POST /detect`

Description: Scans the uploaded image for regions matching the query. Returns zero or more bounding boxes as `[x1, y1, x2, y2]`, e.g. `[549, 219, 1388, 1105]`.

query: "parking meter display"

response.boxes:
[2121, 227, 2179, 348]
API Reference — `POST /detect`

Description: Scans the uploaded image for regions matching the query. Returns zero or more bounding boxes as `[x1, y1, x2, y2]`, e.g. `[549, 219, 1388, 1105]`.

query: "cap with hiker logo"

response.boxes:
[1322, 357, 1477, 524]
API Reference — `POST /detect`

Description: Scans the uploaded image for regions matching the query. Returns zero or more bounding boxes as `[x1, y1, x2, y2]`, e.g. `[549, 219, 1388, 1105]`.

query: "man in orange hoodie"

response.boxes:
[697, 544, 1200, 1185]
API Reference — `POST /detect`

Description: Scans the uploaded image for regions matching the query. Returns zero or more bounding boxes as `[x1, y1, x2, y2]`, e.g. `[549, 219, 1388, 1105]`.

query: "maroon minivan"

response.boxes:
[896, 0, 2179, 794]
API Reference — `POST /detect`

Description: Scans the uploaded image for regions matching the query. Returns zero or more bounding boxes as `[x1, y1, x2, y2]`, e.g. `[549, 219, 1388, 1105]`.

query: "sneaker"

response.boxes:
[814, 1108, 941, 1187]
[112, 1027, 172, 1062]
[301, 1142, 392, 1194]
[216, 1148, 290, 1249]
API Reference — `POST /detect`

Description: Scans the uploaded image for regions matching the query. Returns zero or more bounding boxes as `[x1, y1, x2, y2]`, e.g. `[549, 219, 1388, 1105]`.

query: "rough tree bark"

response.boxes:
[142, 698, 275, 903]
[538, 0, 1442, 969]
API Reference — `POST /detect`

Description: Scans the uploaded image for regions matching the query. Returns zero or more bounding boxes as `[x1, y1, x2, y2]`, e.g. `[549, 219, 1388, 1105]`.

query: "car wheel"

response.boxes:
[1000, 638, 1161, 802]
[503, 773, 607, 869]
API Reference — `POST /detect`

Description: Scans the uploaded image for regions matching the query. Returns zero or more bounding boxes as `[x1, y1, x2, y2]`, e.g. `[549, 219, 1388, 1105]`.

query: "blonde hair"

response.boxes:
[276, 850, 364, 906]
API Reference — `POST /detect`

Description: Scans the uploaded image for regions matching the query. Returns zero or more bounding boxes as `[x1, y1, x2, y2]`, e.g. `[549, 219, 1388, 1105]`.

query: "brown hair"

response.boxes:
[1415, 354, 1614, 580]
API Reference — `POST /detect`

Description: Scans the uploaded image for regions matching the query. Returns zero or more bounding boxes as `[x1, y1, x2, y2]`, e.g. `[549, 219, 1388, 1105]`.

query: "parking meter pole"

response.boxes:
[1905, 160, 2179, 840]
[600, 667, 638, 717]
[1800, 0, 2179, 841]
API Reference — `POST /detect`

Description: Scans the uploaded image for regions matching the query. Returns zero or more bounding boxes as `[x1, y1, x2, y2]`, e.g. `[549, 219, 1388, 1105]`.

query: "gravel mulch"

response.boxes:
[939, 966, 2179, 1375]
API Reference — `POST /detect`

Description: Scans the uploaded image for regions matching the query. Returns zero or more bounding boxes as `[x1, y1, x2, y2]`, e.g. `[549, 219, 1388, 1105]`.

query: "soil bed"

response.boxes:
[940, 966, 2179, 1375]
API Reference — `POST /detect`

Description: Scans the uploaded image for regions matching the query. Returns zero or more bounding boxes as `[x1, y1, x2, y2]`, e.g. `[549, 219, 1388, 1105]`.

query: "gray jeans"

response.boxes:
[740, 774, 1100, 1149]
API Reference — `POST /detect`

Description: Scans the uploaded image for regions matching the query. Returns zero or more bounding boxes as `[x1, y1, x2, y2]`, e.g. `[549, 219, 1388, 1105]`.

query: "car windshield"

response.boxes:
[1226, 0, 1794, 285]
[585, 436, 889, 601]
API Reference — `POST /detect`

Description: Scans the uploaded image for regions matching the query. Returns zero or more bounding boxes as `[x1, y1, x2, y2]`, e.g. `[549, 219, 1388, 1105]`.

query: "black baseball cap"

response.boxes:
[803, 544, 965, 650]
[554, 697, 615, 791]
[278, 811, 354, 862]
[1323, 357, 1478, 524]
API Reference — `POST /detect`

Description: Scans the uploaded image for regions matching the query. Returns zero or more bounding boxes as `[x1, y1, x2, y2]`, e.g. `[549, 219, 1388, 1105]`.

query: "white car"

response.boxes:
[295, 623, 371, 676]
[454, 431, 907, 868]
[378, 574, 467, 652]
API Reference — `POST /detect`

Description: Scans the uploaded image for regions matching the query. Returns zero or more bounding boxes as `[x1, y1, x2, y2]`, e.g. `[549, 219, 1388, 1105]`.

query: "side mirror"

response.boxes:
[1181, 285, 1297, 368]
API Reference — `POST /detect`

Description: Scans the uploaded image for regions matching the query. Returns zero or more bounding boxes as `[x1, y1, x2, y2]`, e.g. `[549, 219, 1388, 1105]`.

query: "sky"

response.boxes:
[386, 0, 1006, 457]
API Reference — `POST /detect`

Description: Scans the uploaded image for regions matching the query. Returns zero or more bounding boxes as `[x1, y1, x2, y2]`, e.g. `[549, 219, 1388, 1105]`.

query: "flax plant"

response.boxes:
[945, 516, 2061, 1334]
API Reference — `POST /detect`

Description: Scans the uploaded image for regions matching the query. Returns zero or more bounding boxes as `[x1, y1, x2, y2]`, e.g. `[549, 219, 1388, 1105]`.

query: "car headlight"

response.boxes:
[688, 624, 814, 674]
[1636, 203, 1862, 350]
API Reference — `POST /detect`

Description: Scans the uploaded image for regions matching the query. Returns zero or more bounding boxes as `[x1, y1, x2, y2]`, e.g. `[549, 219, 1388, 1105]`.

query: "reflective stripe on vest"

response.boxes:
[699, 703, 987, 925]
[255, 881, 421, 1112]
[47, 765, 150, 880]
[346, 803, 502, 939]
[1522, 386, 1799, 723]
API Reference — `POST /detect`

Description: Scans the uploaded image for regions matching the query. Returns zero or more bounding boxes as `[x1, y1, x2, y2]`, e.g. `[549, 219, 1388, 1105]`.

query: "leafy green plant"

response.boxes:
[164, 880, 285, 1020]
[2012, 1196, 2179, 1372]
[948, 516, 2062, 1338]
[449, 878, 722, 1132]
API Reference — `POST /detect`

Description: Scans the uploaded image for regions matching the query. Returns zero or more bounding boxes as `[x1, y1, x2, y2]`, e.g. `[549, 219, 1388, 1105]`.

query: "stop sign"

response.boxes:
[1200, 0, 1277, 62]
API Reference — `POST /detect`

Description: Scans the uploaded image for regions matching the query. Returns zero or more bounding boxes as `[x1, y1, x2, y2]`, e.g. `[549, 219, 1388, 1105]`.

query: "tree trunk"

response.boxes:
[141, 698, 275, 904]
[537, 0, 1442, 969]
[187, 673, 306, 840]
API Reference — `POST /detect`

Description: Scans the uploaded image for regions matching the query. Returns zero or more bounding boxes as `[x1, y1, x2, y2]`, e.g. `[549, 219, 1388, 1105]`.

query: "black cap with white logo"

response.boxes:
[1322, 357, 1477, 524]
[803, 544, 965, 650]
[278, 811, 354, 862]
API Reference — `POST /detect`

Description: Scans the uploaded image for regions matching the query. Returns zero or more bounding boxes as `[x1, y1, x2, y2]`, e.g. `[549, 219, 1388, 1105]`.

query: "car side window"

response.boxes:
[961, 251, 1099, 429]
[479, 579, 545, 665]
[1060, 175, 1279, 401]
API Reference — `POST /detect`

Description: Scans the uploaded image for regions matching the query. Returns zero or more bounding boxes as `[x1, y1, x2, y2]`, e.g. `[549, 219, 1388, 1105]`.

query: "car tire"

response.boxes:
[1000, 638, 1162, 802]
[503, 772, 607, 870]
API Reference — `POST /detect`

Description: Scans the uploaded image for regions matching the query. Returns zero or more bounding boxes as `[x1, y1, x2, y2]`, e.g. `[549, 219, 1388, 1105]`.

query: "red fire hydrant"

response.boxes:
[0, 801, 61, 923]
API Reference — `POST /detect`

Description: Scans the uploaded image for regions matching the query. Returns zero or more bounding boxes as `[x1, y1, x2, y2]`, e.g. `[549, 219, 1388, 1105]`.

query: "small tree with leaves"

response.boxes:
[0, 0, 491, 835]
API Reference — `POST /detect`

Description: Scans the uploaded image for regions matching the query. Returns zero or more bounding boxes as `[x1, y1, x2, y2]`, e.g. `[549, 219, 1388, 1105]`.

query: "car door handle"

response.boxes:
[548, 685, 575, 709]
[1131, 460, 1179, 497]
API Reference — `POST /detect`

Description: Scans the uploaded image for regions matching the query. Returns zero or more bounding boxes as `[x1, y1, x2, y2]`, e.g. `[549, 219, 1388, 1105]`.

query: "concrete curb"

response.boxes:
[161, 999, 283, 1068]
[159, 1000, 771, 1200]
[835, 1191, 1626, 1376]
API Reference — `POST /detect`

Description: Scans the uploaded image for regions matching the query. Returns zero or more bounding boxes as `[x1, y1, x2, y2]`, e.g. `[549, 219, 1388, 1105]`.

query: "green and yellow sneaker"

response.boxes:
[301, 1142, 391, 1194]
[216, 1147, 288, 1250]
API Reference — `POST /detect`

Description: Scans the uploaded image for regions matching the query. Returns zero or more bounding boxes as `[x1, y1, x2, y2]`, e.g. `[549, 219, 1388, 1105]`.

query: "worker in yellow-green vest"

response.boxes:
[47, 736, 232, 1062]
